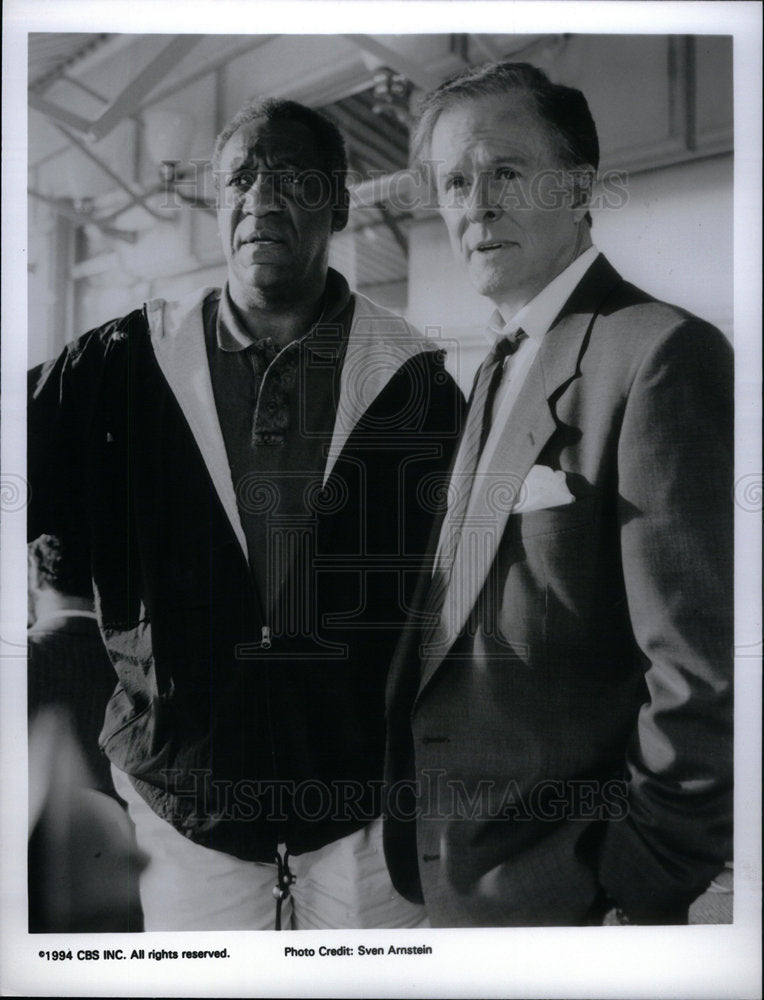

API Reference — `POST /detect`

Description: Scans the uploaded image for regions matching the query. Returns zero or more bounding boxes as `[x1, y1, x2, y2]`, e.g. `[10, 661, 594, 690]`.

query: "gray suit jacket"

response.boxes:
[384, 255, 733, 926]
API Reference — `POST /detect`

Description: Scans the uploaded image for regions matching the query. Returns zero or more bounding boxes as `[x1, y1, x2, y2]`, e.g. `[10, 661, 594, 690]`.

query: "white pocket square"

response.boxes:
[513, 465, 574, 513]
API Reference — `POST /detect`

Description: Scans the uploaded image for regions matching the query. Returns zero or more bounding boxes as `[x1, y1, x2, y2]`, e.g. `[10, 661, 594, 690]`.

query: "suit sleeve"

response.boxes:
[596, 318, 734, 921]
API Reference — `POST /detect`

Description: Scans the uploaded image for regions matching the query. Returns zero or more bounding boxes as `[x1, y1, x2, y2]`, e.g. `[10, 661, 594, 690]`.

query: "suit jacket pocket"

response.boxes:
[515, 493, 598, 538]
[502, 492, 610, 654]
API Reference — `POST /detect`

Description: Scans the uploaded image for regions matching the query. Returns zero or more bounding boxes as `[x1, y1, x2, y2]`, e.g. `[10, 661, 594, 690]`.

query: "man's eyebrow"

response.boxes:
[224, 159, 254, 174]
[487, 154, 532, 168]
[225, 144, 310, 173]
[440, 154, 532, 176]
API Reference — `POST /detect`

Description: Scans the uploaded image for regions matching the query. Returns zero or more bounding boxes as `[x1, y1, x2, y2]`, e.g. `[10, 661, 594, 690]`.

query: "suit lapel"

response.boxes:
[418, 254, 623, 698]
[418, 356, 558, 693]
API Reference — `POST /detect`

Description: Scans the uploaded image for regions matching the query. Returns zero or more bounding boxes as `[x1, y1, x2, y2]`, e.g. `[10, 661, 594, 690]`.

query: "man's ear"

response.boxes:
[570, 165, 595, 222]
[331, 187, 350, 233]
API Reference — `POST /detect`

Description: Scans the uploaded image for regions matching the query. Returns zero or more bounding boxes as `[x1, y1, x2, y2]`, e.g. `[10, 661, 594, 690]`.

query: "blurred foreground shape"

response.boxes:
[29, 709, 145, 933]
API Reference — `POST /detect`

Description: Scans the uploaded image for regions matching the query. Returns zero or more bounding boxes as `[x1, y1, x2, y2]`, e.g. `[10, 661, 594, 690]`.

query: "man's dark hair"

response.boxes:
[28, 534, 93, 600]
[212, 98, 348, 196]
[412, 61, 600, 172]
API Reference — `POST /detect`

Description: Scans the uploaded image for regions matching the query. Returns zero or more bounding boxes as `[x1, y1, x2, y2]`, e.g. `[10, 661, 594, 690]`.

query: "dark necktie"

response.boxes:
[421, 329, 526, 652]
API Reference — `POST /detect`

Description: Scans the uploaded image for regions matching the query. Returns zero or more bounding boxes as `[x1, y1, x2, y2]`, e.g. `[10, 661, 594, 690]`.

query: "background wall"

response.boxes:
[409, 154, 733, 389]
[27, 32, 734, 387]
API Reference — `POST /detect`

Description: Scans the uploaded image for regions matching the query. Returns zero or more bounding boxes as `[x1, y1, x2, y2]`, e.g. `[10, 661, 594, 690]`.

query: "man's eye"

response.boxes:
[228, 172, 254, 190]
[495, 167, 520, 181]
[277, 170, 304, 190]
[441, 174, 468, 200]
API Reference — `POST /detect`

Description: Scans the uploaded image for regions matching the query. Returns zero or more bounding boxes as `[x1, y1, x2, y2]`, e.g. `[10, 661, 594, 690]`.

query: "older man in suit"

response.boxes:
[383, 62, 733, 926]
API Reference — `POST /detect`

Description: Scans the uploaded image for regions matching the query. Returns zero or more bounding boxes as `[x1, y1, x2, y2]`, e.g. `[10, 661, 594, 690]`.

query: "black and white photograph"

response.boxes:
[1, 2, 761, 997]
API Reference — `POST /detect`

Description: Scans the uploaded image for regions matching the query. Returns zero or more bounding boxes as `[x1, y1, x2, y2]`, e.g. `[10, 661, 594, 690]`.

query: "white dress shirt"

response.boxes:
[477, 245, 600, 476]
[433, 247, 600, 573]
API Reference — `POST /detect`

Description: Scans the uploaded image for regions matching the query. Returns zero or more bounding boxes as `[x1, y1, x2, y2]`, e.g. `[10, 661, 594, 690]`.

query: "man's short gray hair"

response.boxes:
[411, 61, 599, 172]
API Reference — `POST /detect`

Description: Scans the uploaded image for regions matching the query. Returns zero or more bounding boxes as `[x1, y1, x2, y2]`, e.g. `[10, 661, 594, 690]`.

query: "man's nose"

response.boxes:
[465, 173, 502, 223]
[242, 173, 282, 214]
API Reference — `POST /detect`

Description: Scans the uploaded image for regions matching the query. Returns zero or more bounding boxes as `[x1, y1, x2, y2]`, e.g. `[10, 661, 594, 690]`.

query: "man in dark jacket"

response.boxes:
[28, 98, 464, 930]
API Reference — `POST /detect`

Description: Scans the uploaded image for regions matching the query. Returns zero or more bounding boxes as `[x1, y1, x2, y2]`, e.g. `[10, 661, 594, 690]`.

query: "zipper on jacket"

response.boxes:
[234, 624, 272, 655]
[272, 846, 295, 930]
[249, 570, 281, 827]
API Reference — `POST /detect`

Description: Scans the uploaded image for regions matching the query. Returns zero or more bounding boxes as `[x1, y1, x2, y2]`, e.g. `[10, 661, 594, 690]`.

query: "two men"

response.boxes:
[383, 62, 733, 926]
[29, 62, 733, 931]
[28, 99, 463, 930]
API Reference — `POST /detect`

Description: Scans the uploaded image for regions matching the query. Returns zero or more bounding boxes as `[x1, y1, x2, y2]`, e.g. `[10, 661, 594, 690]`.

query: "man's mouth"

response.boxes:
[474, 240, 510, 253]
[239, 233, 283, 247]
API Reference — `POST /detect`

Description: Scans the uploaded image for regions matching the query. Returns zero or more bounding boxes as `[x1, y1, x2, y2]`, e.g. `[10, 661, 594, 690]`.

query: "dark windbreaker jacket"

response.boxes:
[28, 286, 464, 861]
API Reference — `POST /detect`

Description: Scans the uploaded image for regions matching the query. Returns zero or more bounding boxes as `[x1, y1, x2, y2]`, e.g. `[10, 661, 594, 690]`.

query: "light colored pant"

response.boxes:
[111, 766, 428, 931]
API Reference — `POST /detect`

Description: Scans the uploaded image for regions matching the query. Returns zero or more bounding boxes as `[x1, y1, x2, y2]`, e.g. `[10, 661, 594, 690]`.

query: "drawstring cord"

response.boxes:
[272, 849, 295, 930]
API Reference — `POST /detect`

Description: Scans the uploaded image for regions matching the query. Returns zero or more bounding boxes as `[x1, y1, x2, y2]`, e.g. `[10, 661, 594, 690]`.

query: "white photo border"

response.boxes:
[2, 3, 761, 997]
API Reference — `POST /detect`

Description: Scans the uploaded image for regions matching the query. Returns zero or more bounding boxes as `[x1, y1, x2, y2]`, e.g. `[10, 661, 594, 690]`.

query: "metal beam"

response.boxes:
[342, 35, 442, 92]
[59, 73, 110, 106]
[27, 95, 93, 136]
[54, 124, 169, 223]
[135, 36, 276, 112]
[327, 105, 405, 175]
[29, 38, 272, 176]
[450, 34, 471, 65]
[88, 36, 203, 141]
[469, 35, 501, 63]
[29, 36, 203, 144]
[28, 189, 137, 243]
[30, 34, 135, 95]
[376, 204, 408, 255]
[350, 169, 432, 214]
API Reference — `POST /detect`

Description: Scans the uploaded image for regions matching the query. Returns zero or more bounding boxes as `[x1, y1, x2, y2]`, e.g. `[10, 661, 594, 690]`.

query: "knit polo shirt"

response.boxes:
[203, 269, 355, 627]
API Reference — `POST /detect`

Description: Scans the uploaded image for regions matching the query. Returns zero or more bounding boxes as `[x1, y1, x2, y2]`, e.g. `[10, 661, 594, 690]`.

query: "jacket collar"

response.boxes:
[145, 283, 437, 565]
[490, 244, 600, 345]
[215, 267, 352, 353]
[323, 289, 438, 487]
